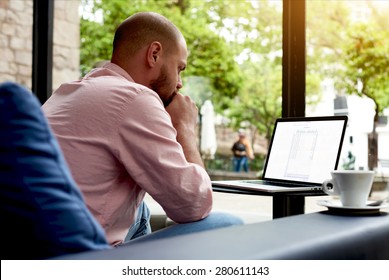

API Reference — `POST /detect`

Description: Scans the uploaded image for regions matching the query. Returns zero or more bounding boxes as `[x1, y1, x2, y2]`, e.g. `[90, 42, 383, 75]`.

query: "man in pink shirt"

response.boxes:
[42, 12, 241, 246]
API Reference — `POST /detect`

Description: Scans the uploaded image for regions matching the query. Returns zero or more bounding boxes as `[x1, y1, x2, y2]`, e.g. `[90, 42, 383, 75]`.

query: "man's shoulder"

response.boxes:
[55, 72, 154, 100]
[84, 65, 156, 97]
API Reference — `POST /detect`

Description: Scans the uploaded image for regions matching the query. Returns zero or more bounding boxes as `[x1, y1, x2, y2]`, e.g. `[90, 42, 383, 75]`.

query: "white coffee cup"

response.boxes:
[322, 170, 375, 207]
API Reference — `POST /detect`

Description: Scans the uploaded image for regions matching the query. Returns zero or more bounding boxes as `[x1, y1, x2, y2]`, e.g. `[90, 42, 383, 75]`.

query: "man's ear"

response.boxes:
[147, 41, 162, 67]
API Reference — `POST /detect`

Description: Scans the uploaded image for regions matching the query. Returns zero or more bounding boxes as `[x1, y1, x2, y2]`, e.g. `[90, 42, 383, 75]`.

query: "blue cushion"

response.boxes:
[0, 82, 111, 259]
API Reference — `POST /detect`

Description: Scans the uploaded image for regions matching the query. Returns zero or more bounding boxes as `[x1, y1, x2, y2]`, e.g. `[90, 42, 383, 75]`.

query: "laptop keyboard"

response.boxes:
[242, 180, 312, 188]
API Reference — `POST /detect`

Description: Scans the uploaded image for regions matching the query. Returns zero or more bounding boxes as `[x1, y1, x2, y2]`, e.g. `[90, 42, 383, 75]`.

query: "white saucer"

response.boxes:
[317, 200, 389, 215]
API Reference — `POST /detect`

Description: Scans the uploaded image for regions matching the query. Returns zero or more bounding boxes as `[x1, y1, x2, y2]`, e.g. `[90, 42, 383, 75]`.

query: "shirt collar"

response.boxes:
[100, 62, 135, 82]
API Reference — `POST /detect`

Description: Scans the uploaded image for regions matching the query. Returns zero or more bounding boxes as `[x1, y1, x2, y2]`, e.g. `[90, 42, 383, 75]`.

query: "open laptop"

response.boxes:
[212, 115, 348, 193]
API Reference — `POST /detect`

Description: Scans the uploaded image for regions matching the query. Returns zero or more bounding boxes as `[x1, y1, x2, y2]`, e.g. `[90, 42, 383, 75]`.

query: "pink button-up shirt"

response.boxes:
[42, 63, 212, 245]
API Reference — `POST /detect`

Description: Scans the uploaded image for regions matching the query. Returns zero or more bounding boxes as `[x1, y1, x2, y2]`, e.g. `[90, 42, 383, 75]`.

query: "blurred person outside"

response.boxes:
[231, 130, 254, 172]
[42, 12, 242, 247]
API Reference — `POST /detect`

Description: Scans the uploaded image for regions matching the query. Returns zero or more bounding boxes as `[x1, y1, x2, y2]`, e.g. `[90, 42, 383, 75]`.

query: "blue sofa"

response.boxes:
[2, 82, 389, 260]
[0, 82, 110, 260]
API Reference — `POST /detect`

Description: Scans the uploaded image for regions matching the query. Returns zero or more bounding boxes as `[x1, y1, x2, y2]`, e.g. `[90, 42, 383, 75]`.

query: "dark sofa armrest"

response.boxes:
[56, 211, 389, 260]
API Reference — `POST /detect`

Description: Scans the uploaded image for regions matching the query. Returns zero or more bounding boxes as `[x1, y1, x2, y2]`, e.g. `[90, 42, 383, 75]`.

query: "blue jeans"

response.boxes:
[233, 156, 248, 172]
[124, 201, 152, 242]
[123, 201, 244, 245]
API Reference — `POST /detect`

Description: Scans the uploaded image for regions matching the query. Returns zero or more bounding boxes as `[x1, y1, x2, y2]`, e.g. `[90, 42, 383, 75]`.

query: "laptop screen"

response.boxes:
[263, 116, 348, 185]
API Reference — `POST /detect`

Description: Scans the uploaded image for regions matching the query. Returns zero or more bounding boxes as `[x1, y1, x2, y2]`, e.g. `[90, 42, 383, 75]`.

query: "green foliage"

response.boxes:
[209, 1, 284, 147]
[79, 0, 242, 106]
[79, 0, 389, 155]
[178, 15, 243, 107]
[338, 24, 389, 115]
[227, 58, 282, 144]
[306, 1, 389, 121]
[205, 152, 265, 174]
[305, 1, 351, 109]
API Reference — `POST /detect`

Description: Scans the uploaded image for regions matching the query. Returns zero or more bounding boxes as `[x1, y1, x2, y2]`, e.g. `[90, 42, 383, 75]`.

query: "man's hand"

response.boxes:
[166, 93, 204, 168]
[166, 93, 198, 132]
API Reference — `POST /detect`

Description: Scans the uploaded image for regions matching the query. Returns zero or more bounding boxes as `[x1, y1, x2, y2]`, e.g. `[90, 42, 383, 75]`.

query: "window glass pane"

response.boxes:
[306, 0, 389, 172]
[186, 0, 283, 172]
[79, 0, 283, 173]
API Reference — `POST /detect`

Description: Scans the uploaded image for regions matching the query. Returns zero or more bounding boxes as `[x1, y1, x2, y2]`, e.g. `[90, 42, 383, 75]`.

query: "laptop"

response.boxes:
[212, 115, 348, 193]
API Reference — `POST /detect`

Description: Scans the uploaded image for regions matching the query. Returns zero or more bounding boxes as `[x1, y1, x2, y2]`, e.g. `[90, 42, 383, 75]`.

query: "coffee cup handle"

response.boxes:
[322, 179, 340, 196]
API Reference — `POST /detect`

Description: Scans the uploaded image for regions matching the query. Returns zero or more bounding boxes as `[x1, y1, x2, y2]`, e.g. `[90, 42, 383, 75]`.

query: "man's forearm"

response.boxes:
[176, 129, 205, 168]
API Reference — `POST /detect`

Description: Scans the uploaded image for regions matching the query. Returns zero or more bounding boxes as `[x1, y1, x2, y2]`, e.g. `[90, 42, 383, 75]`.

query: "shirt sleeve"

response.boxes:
[113, 90, 212, 223]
